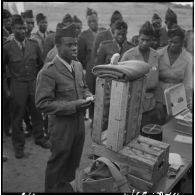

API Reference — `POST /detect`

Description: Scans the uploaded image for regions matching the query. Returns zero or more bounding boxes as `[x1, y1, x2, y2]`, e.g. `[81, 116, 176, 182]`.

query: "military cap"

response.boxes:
[21, 10, 33, 18]
[11, 14, 25, 26]
[165, 8, 177, 23]
[73, 15, 82, 23]
[86, 8, 97, 17]
[139, 21, 154, 36]
[115, 20, 128, 30]
[36, 13, 46, 24]
[56, 23, 77, 38]
[62, 14, 73, 24]
[152, 13, 162, 24]
[110, 10, 123, 25]
[56, 22, 65, 30]
[3, 9, 12, 19]
[168, 24, 185, 40]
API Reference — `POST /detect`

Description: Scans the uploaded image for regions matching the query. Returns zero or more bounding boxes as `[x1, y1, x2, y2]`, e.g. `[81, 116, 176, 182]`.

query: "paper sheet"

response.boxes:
[174, 134, 192, 144]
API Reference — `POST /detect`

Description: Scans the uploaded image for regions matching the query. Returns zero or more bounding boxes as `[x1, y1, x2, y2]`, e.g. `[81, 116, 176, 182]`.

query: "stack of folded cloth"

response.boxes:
[92, 60, 150, 82]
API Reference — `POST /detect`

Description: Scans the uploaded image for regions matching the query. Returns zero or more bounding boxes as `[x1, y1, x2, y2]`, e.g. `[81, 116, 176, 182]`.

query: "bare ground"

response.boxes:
[2, 120, 92, 193]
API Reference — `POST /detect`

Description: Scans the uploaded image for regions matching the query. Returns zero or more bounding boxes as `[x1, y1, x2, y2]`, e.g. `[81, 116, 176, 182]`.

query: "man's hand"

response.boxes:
[86, 95, 95, 103]
[76, 99, 91, 111]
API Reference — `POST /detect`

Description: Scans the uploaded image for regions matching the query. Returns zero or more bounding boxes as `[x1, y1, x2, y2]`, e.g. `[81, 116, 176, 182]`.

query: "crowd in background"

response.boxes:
[3, 5, 193, 192]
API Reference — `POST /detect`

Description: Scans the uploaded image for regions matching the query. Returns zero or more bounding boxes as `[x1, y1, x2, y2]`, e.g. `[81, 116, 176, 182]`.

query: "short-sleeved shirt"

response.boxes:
[121, 46, 160, 112]
[156, 46, 192, 105]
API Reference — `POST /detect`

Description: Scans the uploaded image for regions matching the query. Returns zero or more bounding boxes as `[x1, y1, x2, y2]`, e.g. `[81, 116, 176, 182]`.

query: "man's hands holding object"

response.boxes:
[76, 96, 95, 111]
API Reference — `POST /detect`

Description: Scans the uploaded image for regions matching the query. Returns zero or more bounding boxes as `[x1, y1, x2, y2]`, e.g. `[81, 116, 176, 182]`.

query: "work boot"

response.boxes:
[15, 149, 24, 159]
[35, 138, 51, 149]
[3, 155, 8, 162]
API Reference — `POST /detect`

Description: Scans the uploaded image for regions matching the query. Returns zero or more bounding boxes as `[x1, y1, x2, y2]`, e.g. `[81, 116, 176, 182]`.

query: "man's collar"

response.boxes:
[38, 30, 47, 38]
[56, 54, 73, 67]
[14, 38, 26, 48]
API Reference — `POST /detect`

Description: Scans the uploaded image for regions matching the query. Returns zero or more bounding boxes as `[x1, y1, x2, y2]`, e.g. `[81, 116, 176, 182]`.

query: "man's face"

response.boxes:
[75, 22, 82, 37]
[3, 17, 12, 32]
[152, 21, 162, 31]
[165, 20, 174, 30]
[58, 37, 78, 61]
[25, 18, 34, 33]
[87, 14, 98, 32]
[13, 23, 26, 41]
[138, 34, 152, 52]
[168, 36, 183, 53]
[38, 19, 48, 33]
[113, 28, 127, 45]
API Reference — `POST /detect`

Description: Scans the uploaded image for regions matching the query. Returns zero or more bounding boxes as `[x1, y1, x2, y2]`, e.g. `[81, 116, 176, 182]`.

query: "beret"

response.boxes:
[165, 8, 177, 23]
[36, 13, 46, 23]
[56, 23, 77, 38]
[139, 21, 154, 36]
[21, 10, 33, 18]
[86, 8, 97, 17]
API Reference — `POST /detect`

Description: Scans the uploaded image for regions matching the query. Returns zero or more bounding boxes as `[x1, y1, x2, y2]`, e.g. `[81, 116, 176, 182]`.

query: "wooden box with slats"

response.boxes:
[91, 75, 170, 192]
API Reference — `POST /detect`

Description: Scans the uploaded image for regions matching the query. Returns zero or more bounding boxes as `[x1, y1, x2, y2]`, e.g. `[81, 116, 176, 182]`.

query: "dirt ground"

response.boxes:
[2, 118, 192, 193]
[2, 120, 93, 193]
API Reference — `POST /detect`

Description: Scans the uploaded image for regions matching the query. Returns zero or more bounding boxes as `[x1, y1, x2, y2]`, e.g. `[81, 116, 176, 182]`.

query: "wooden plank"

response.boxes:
[137, 135, 170, 150]
[136, 77, 147, 137]
[106, 80, 129, 152]
[125, 78, 146, 144]
[92, 77, 106, 144]
[127, 174, 153, 192]
[129, 139, 164, 157]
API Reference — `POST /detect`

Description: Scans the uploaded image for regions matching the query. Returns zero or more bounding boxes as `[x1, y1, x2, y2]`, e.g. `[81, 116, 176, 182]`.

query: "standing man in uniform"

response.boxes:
[32, 13, 49, 56]
[35, 23, 93, 192]
[3, 9, 12, 137]
[87, 10, 123, 120]
[43, 14, 73, 61]
[21, 10, 35, 39]
[21, 9, 36, 136]
[73, 15, 82, 37]
[3, 9, 12, 39]
[78, 8, 105, 121]
[121, 21, 165, 128]
[3, 15, 50, 159]
[96, 20, 134, 130]
[151, 13, 162, 50]
[77, 8, 105, 120]
[160, 8, 178, 48]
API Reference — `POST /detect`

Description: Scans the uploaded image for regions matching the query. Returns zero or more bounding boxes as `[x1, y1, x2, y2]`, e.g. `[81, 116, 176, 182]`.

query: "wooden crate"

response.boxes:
[91, 135, 170, 192]
[92, 76, 146, 151]
[91, 75, 170, 192]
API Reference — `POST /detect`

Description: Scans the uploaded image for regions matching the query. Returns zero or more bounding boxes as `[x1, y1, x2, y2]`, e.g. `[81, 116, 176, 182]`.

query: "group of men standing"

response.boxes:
[3, 5, 192, 192]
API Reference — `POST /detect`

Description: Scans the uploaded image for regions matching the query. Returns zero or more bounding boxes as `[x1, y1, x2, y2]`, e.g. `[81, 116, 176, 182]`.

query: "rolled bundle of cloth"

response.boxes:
[92, 60, 150, 81]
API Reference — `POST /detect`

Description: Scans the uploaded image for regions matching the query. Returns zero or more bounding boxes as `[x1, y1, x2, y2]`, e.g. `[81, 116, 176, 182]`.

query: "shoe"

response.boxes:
[24, 130, 32, 138]
[15, 149, 24, 159]
[35, 139, 51, 149]
[3, 155, 8, 162]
